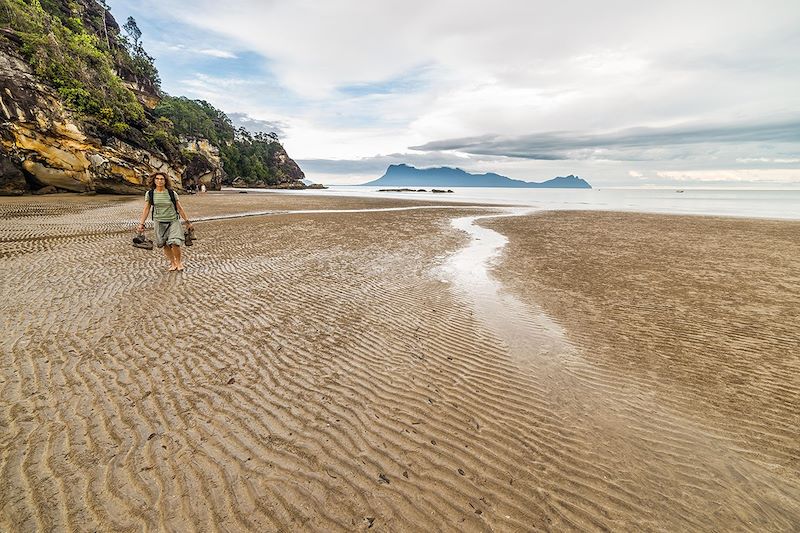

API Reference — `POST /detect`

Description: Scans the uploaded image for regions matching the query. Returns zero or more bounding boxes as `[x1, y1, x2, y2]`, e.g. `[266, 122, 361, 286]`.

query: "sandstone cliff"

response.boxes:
[226, 142, 306, 188]
[0, 38, 205, 195]
[0, 0, 307, 195]
[182, 137, 224, 191]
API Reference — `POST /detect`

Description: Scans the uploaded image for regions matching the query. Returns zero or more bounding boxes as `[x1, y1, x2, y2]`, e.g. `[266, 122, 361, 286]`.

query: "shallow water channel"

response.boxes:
[440, 209, 574, 364]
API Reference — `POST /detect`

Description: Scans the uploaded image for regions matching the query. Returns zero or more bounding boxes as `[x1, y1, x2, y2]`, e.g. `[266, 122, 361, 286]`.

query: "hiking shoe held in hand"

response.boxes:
[184, 227, 197, 246]
[132, 233, 154, 250]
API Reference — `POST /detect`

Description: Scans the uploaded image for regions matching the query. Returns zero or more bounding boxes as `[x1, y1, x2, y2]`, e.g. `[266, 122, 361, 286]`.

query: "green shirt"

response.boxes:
[146, 190, 179, 222]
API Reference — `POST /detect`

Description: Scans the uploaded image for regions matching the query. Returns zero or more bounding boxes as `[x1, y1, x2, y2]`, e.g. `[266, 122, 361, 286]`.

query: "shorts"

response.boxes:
[153, 220, 184, 247]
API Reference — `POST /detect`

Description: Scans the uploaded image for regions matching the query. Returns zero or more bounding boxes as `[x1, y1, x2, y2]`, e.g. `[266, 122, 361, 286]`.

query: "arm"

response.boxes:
[137, 202, 151, 232]
[176, 201, 193, 228]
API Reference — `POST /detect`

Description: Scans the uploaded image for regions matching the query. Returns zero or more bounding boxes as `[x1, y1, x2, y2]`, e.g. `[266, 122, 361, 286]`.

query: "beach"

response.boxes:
[1, 193, 798, 531]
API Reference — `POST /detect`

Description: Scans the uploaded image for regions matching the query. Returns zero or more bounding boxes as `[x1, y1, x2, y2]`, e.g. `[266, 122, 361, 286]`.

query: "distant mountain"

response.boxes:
[363, 164, 591, 188]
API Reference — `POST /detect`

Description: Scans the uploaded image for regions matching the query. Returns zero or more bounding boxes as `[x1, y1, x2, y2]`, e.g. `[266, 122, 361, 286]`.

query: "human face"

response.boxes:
[154, 175, 166, 189]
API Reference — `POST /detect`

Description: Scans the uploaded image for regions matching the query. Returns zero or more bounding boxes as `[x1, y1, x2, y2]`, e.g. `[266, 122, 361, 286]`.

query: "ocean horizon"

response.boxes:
[229, 186, 800, 220]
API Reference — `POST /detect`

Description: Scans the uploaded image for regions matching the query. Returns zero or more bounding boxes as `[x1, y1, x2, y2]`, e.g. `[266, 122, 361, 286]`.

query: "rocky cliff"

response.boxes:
[0, 0, 305, 195]
[0, 34, 209, 195]
[181, 137, 224, 191]
[0, 41, 179, 194]
[227, 142, 306, 188]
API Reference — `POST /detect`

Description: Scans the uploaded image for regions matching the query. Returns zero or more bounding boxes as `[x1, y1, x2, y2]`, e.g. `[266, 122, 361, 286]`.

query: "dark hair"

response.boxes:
[147, 172, 173, 190]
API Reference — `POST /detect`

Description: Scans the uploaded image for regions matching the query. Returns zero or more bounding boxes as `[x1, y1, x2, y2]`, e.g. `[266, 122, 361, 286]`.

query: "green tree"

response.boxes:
[122, 16, 141, 48]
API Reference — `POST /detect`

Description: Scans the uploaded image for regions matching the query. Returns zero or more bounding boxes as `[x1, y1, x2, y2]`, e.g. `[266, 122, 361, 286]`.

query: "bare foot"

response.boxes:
[168, 265, 178, 271]
[176, 263, 185, 272]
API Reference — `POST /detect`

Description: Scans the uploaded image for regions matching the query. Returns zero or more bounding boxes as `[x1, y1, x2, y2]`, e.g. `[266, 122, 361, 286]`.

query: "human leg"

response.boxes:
[172, 245, 183, 271]
[154, 221, 173, 270]
[163, 245, 177, 270]
[163, 220, 185, 271]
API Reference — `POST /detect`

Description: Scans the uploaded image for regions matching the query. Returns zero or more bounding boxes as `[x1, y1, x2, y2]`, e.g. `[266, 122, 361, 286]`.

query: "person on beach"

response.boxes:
[136, 172, 194, 271]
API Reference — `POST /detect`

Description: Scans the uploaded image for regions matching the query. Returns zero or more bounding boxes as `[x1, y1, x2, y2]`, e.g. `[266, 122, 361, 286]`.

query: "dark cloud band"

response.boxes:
[410, 118, 800, 161]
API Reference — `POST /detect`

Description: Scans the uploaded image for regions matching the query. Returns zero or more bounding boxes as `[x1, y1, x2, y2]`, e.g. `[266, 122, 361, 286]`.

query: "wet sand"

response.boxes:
[482, 211, 800, 529]
[1, 195, 798, 530]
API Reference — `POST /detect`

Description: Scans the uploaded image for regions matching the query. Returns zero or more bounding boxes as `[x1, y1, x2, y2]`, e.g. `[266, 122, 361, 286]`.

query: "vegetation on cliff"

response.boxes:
[1, 0, 152, 135]
[153, 96, 299, 186]
[0, 0, 304, 189]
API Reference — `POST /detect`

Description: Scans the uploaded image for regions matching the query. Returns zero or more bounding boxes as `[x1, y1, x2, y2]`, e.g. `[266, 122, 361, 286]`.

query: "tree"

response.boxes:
[122, 16, 141, 50]
[118, 16, 160, 89]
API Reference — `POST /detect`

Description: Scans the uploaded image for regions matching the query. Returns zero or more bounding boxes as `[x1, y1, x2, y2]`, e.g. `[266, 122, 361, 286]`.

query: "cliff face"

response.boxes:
[271, 144, 306, 183]
[0, 0, 307, 195]
[181, 137, 224, 191]
[227, 143, 305, 188]
[0, 42, 179, 194]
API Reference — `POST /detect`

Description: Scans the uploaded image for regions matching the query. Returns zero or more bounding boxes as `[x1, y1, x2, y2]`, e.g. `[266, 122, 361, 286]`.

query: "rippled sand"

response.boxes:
[484, 211, 800, 529]
[1, 195, 798, 531]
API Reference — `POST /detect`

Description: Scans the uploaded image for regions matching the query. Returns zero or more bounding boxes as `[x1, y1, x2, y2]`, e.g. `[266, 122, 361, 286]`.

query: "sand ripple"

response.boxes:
[1, 198, 798, 531]
[483, 210, 800, 529]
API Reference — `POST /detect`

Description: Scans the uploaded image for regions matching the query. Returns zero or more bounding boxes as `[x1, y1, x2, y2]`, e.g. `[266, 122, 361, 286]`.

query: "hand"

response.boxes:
[186, 222, 193, 228]
[137, 223, 145, 232]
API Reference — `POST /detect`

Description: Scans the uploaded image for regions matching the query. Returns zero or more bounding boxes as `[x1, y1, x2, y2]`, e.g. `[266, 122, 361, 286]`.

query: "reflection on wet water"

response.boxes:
[441, 209, 574, 364]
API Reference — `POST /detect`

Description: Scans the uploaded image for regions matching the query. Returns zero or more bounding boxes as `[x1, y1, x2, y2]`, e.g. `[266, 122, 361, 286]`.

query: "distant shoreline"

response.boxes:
[239, 185, 800, 220]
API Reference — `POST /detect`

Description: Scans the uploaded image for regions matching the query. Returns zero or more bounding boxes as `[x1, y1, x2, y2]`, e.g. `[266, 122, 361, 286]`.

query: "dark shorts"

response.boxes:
[154, 220, 184, 247]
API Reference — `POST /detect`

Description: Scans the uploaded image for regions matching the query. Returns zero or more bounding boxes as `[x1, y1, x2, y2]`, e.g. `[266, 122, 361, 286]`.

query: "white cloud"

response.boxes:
[737, 157, 800, 164]
[134, 0, 800, 104]
[197, 48, 237, 59]
[110, 0, 800, 187]
[228, 113, 287, 137]
[162, 44, 236, 58]
[736, 157, 772, 163]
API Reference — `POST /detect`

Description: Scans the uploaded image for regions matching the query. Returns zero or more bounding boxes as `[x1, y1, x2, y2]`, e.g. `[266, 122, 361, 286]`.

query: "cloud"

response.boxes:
[164, 44, 237, 58]
[108, 0, 800, 187]
[197, 48, 237, 59]
[298, 152, 477, 175]
[738, 157, 800, 164]
[410, 118, 800, 161]
[127, 0, 800, 98]
[228, 113, 288, 137]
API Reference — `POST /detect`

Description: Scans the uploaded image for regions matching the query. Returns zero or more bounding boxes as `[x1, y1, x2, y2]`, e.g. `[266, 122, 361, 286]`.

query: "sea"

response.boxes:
[243, 186, 800, 220]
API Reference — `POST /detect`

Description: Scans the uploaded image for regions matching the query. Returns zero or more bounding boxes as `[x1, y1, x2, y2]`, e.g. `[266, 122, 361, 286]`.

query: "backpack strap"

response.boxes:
[148, 188, 179, 220]
[167, 189, 178, 214]
[148, 189, 154, 220]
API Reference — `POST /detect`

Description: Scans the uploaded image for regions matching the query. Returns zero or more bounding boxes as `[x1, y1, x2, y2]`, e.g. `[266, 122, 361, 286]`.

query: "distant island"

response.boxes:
[362, 164, 592, 188]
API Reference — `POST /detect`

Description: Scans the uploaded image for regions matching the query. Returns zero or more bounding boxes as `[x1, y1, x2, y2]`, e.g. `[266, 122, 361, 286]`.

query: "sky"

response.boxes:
[108, 0, 800, 187]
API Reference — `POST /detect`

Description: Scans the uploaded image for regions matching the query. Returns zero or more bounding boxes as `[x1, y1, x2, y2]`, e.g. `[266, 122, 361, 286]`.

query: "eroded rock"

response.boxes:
[0, 42, 219, 195]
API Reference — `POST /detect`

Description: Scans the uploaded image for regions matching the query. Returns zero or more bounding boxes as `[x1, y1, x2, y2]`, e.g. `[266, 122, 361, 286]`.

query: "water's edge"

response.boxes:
[439, 208, 575, 364]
